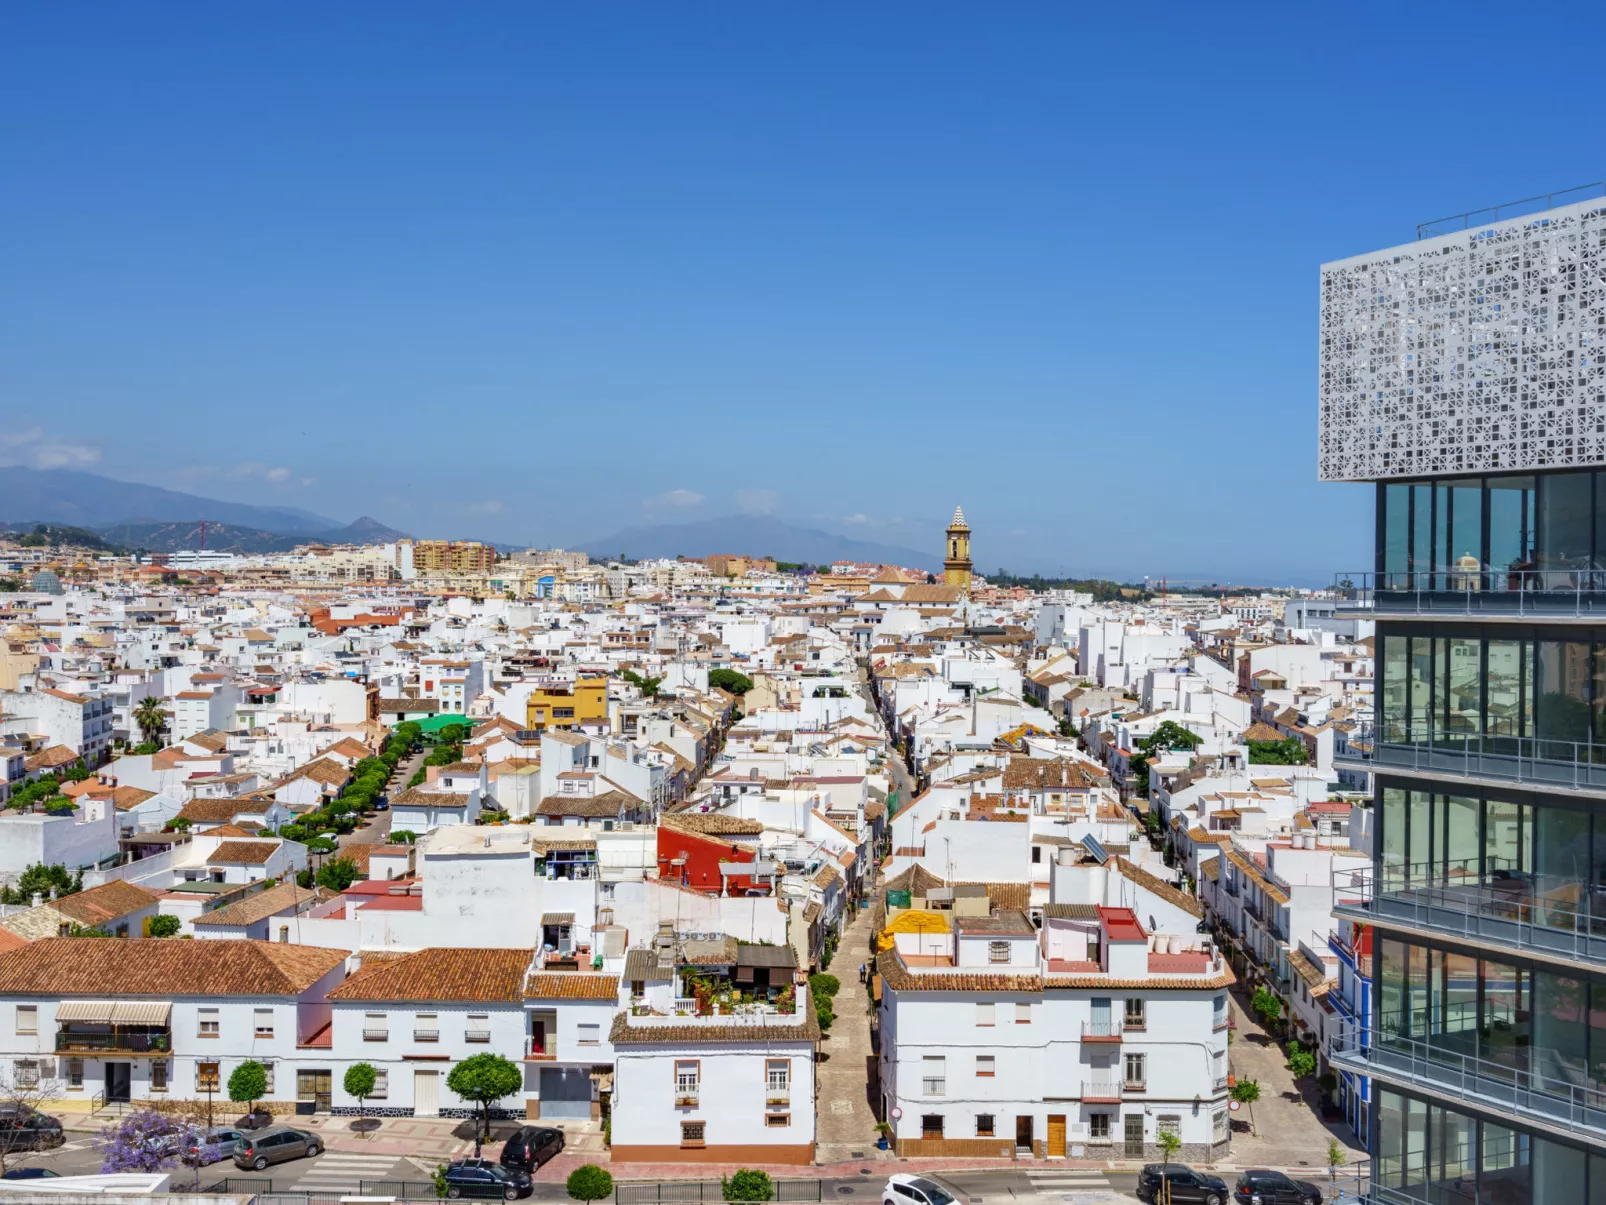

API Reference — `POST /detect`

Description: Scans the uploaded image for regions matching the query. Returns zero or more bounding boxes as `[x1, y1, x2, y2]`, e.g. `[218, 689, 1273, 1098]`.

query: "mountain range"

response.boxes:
[0, 466, 344, 533]
[92, 516, 409, 555]
[576, 514, 941, 571]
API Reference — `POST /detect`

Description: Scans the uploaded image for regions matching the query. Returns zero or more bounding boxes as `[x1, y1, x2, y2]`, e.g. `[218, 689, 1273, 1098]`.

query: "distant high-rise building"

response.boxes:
[412, 539, 496, 575]
[1322, 189, 1606, 1201]
[943, 505, 972, 592]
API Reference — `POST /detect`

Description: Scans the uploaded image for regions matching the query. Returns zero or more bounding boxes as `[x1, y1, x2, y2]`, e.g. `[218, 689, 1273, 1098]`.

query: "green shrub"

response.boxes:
[722, 1169, 775, 1201]
[808, 973, 840, 999]
[567, 1164, 614, 1201]
[147, 915, 181, 938]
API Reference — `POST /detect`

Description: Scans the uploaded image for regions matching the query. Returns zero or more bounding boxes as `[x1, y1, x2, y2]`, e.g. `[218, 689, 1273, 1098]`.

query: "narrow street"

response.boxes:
[814, 895, 882, 1164]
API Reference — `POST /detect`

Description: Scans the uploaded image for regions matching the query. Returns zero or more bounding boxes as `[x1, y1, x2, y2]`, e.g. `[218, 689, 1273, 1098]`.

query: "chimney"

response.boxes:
[30, 893, 41, 909]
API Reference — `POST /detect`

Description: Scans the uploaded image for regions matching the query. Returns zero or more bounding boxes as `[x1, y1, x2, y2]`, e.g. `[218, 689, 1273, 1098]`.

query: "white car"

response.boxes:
[884, 1174, 968, 1205]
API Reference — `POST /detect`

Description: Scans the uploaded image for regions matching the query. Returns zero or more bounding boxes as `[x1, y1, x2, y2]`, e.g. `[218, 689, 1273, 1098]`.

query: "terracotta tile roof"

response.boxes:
[1111, 857, 1203, 919]
[1288, 949, 1330, 988]
[24, 745, 79, 772]
[524, 972, 621, 1000]
[112, 785, 158, 811]
[177, 798, 256, 824]
[392, 788, 472, 810]
[877, 949, 1042, 994]
[535, 792, 634, 817]
[51, 881, 161, 926]
[1002, 756, 1105, 791]
[1242, 722, 1285, 742]
[607, 1009, 819, 1045]
[662, 813, 764, 837]
[192, 882, 325, 928]
[0, 937, 346, 997]
[327, 948, 533, 1003]
[208, 840, 281, 865]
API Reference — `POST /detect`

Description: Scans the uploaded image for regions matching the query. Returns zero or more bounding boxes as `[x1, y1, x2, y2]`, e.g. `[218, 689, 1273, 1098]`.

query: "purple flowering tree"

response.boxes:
[96, 1110, 219, 1178]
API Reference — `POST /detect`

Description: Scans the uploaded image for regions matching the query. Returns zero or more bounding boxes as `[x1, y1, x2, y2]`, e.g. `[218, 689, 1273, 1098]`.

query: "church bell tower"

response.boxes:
[943, 505, 973, 592]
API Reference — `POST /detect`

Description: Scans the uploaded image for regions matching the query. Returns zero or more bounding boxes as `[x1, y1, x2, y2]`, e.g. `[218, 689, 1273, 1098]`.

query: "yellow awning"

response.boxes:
[55, 1001, 171, 1024]
[877, 908, 950, 951]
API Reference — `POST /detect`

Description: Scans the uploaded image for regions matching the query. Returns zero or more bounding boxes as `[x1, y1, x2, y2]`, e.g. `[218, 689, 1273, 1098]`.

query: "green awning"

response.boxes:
[416, 714, 469, 733]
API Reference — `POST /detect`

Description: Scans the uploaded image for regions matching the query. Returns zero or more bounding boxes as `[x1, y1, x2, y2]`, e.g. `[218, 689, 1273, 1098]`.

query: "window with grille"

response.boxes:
[681, 1121, 705, 1145]
[921, 1114, 944, 1139]
[1213, 1110, 1228, 1141]
[1090, 1113, 1110, 1139]
[1124, 998, 1145, 1029]
[67, 1058, 83, 1089]
[976, 1056, 995, 1077]
[765, 1113, 790, 1127]
[14, 1061, 37, 1089]
[364, 1012, 388, 1040]
[466, 1014, 491, 1043]
[260, 1061, 275, 1093]
[976, 1114, 994, 1137]
[1158, 1114, 1180, 1138]
[371, 1069, 389, 1100]
[922, 1056, 945, 1096]
[1124, 1052, 1146, 1087]
[414, 1013, 439, 1042]
[988, 941, 1009, 963]
[197, 1062, 220, 1092]
[151, 1060, 167, 1092]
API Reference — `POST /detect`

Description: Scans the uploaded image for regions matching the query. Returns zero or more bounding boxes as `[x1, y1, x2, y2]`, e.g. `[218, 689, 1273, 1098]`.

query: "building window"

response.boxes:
[254, 1008, 274, 1038]
[1016, 1002, 1032, 1024]
[976, 1002, 994, 1026]
[765, 1113, 790, 1127]
[976, 1055, 995, 1077]
[578, 1023, 600, 1046]
[1213, 995, 1229, 1029]
[1158, 1114, 1180, 1138]
[977, 1114, 995, 1137]
[921, 1114, 944, 1139]
[151, 1060, 168, 1092]
[675, 1060, 699, 1102]
[466, 1014, 491, 1043]
[371, 1069, 389, 1099]
[1124, 1052, 1146, 1088]
[14, 1007, 35, 1036]
[766, 1059, 789, 1090]
[197, 1062, 220, 1092]
[680, 1121, 705, 1146]
[922, 1056, 945, 1096]
[364, 1013, 388, 1041]
[1090, 1113, 1110, 1140]
[1124, 998, 1146, 1030]
[1213, 1109, 1228, 1142]
[13, 1061, 37, 1089]
[198, 1008, 220, 1038]
[988, 941, 1009, 963]
[66, 1058, 83, 1089]
[259, 1061, 275, 1093]
[414, 1013, 439, 1042]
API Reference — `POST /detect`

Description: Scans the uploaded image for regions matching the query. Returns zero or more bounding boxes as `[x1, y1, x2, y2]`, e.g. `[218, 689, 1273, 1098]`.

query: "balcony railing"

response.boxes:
[465, 1029, 492, 1043]
[766, 1085, 790, 1105]
[1329, 1020, 1606, 1140]
[1334, 569, 1606, 618]
[412, 1028, 439, 1042]
[1340, 722, 1606, 794]
[675, 1086, 700, 1106]
[1334, 860, 1606, 968]
[1081, 1020, 1124, 1041]
[1080, 1080, 1122, 1102]
[363, 1028, 389, 1041]
[524, 1037, 556, 1061]
[55, 1030, 170, 1055]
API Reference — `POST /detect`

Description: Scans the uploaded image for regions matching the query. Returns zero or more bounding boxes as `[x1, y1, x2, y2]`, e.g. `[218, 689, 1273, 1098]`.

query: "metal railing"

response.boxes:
[1333, 861, 1606, 964]
[465, 1028, 492, 1043]
[55, 1030, 170, 1053]
[1082, 1019, 1124, 1040]
[1080, 1079, 1122, 1100]
[1417, 181, 1606, 239]
[1329, 1019, 1606, 1138]
[1335, 568, 1606, 617]
[1343, 722, 1606, 793]
[615, 1181, 822, 1204]
[412, 1027, 439, 1042]
[362, 1028, 388, 1041]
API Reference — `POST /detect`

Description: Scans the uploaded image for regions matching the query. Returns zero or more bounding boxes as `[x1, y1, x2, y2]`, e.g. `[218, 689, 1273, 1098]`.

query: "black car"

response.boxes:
[499, 1125, 564, 1172]
[1139, 1164, 1229, 1205]
[1235, 1170, 1323, 1205]
[1, 1168, 60, 1180]
[0, 1108, 64, 1153]
[443, 1158, 534, 1200]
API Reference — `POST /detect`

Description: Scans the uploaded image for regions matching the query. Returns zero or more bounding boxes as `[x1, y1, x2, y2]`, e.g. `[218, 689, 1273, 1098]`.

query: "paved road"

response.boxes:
[19, 1135, 416, 1193]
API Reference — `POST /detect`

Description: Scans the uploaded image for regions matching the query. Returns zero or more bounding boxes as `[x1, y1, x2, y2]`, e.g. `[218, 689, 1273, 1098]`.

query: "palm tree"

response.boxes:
[133, 696, 168, 747]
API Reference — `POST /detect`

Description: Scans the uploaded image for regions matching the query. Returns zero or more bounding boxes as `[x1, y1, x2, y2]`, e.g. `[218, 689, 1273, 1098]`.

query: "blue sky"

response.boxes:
[3, 2, 1603, 583]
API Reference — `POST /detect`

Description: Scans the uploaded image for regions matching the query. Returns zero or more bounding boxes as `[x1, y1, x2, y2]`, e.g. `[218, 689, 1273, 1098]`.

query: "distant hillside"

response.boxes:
[576, 514, 941, 571]
[95, 516, 410, 554]
[0, 466, 341, 533]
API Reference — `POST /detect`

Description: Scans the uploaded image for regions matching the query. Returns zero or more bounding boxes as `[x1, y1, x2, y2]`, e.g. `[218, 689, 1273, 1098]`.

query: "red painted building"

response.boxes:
[655, 825, 761, 895]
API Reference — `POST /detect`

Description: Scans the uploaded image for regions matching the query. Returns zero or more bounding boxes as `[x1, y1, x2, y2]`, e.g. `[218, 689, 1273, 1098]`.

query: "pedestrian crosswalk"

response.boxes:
[1025, 1169, 1114, 1195]
[284, 1150, 404, 1193]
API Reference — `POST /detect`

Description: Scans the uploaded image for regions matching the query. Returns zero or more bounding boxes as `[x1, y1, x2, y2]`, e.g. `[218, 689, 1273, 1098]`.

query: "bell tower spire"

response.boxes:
[943, 506, 972, 593]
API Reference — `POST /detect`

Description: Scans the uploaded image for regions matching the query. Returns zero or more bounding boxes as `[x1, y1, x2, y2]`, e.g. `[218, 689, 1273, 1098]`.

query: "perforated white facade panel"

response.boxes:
[1318, 197, 1606, 482]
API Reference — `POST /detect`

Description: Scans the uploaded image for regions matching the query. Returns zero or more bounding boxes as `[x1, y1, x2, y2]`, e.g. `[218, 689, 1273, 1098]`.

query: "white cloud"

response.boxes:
[465, 500, 506, 516]
[169, 462, 312, 490]
[843, 513, 871, 525]
[0, 427, 102, 470]
[842, 514, 907, 529]
[735, 489, 779, 515]
[642, 489, 705, 514]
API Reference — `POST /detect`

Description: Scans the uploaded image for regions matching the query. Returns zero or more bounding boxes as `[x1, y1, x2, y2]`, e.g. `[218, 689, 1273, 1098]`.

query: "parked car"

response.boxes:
[232, 1126, 321, 1170]
[442, 1158, 533, 1200]
[0, 1107, 64, 1153]
[883, 1174, 969, 1205]
[1235, 1171, 1323, 1205]
[187, 1126, 246, 1164]
[1, 1168, 60, 1180]
[1139, 1164, 1229, 1205]
[499, 1126, 564, 1173]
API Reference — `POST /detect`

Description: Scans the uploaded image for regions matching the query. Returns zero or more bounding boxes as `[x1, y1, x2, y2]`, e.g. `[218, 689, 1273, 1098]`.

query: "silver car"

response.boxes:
[232, 1125, 321, 1170]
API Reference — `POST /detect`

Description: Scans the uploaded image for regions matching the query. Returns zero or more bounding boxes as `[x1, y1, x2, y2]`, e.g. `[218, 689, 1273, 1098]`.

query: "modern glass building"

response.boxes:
[1324, 187, 1606, 1205]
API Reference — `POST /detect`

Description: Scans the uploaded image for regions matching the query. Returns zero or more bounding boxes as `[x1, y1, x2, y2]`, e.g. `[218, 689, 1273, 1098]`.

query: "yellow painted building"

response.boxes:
[526, 676, 609, 732]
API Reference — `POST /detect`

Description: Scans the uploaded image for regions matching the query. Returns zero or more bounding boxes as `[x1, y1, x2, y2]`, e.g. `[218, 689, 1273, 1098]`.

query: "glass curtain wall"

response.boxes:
[1377, 472, 1606, 589]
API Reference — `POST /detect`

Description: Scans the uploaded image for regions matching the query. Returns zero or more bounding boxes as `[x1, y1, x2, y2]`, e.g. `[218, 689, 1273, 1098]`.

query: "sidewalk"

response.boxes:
[814, 897, 880, 1163]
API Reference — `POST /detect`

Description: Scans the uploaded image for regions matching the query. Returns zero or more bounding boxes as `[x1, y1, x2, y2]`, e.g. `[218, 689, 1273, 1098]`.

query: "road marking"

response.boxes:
[284, 1152, 403, 1190]
[1026, 1172, 1112, 1189]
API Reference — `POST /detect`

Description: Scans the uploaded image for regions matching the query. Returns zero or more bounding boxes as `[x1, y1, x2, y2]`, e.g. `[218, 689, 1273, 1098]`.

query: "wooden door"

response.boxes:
[1046, 1114, 1066, 1158]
